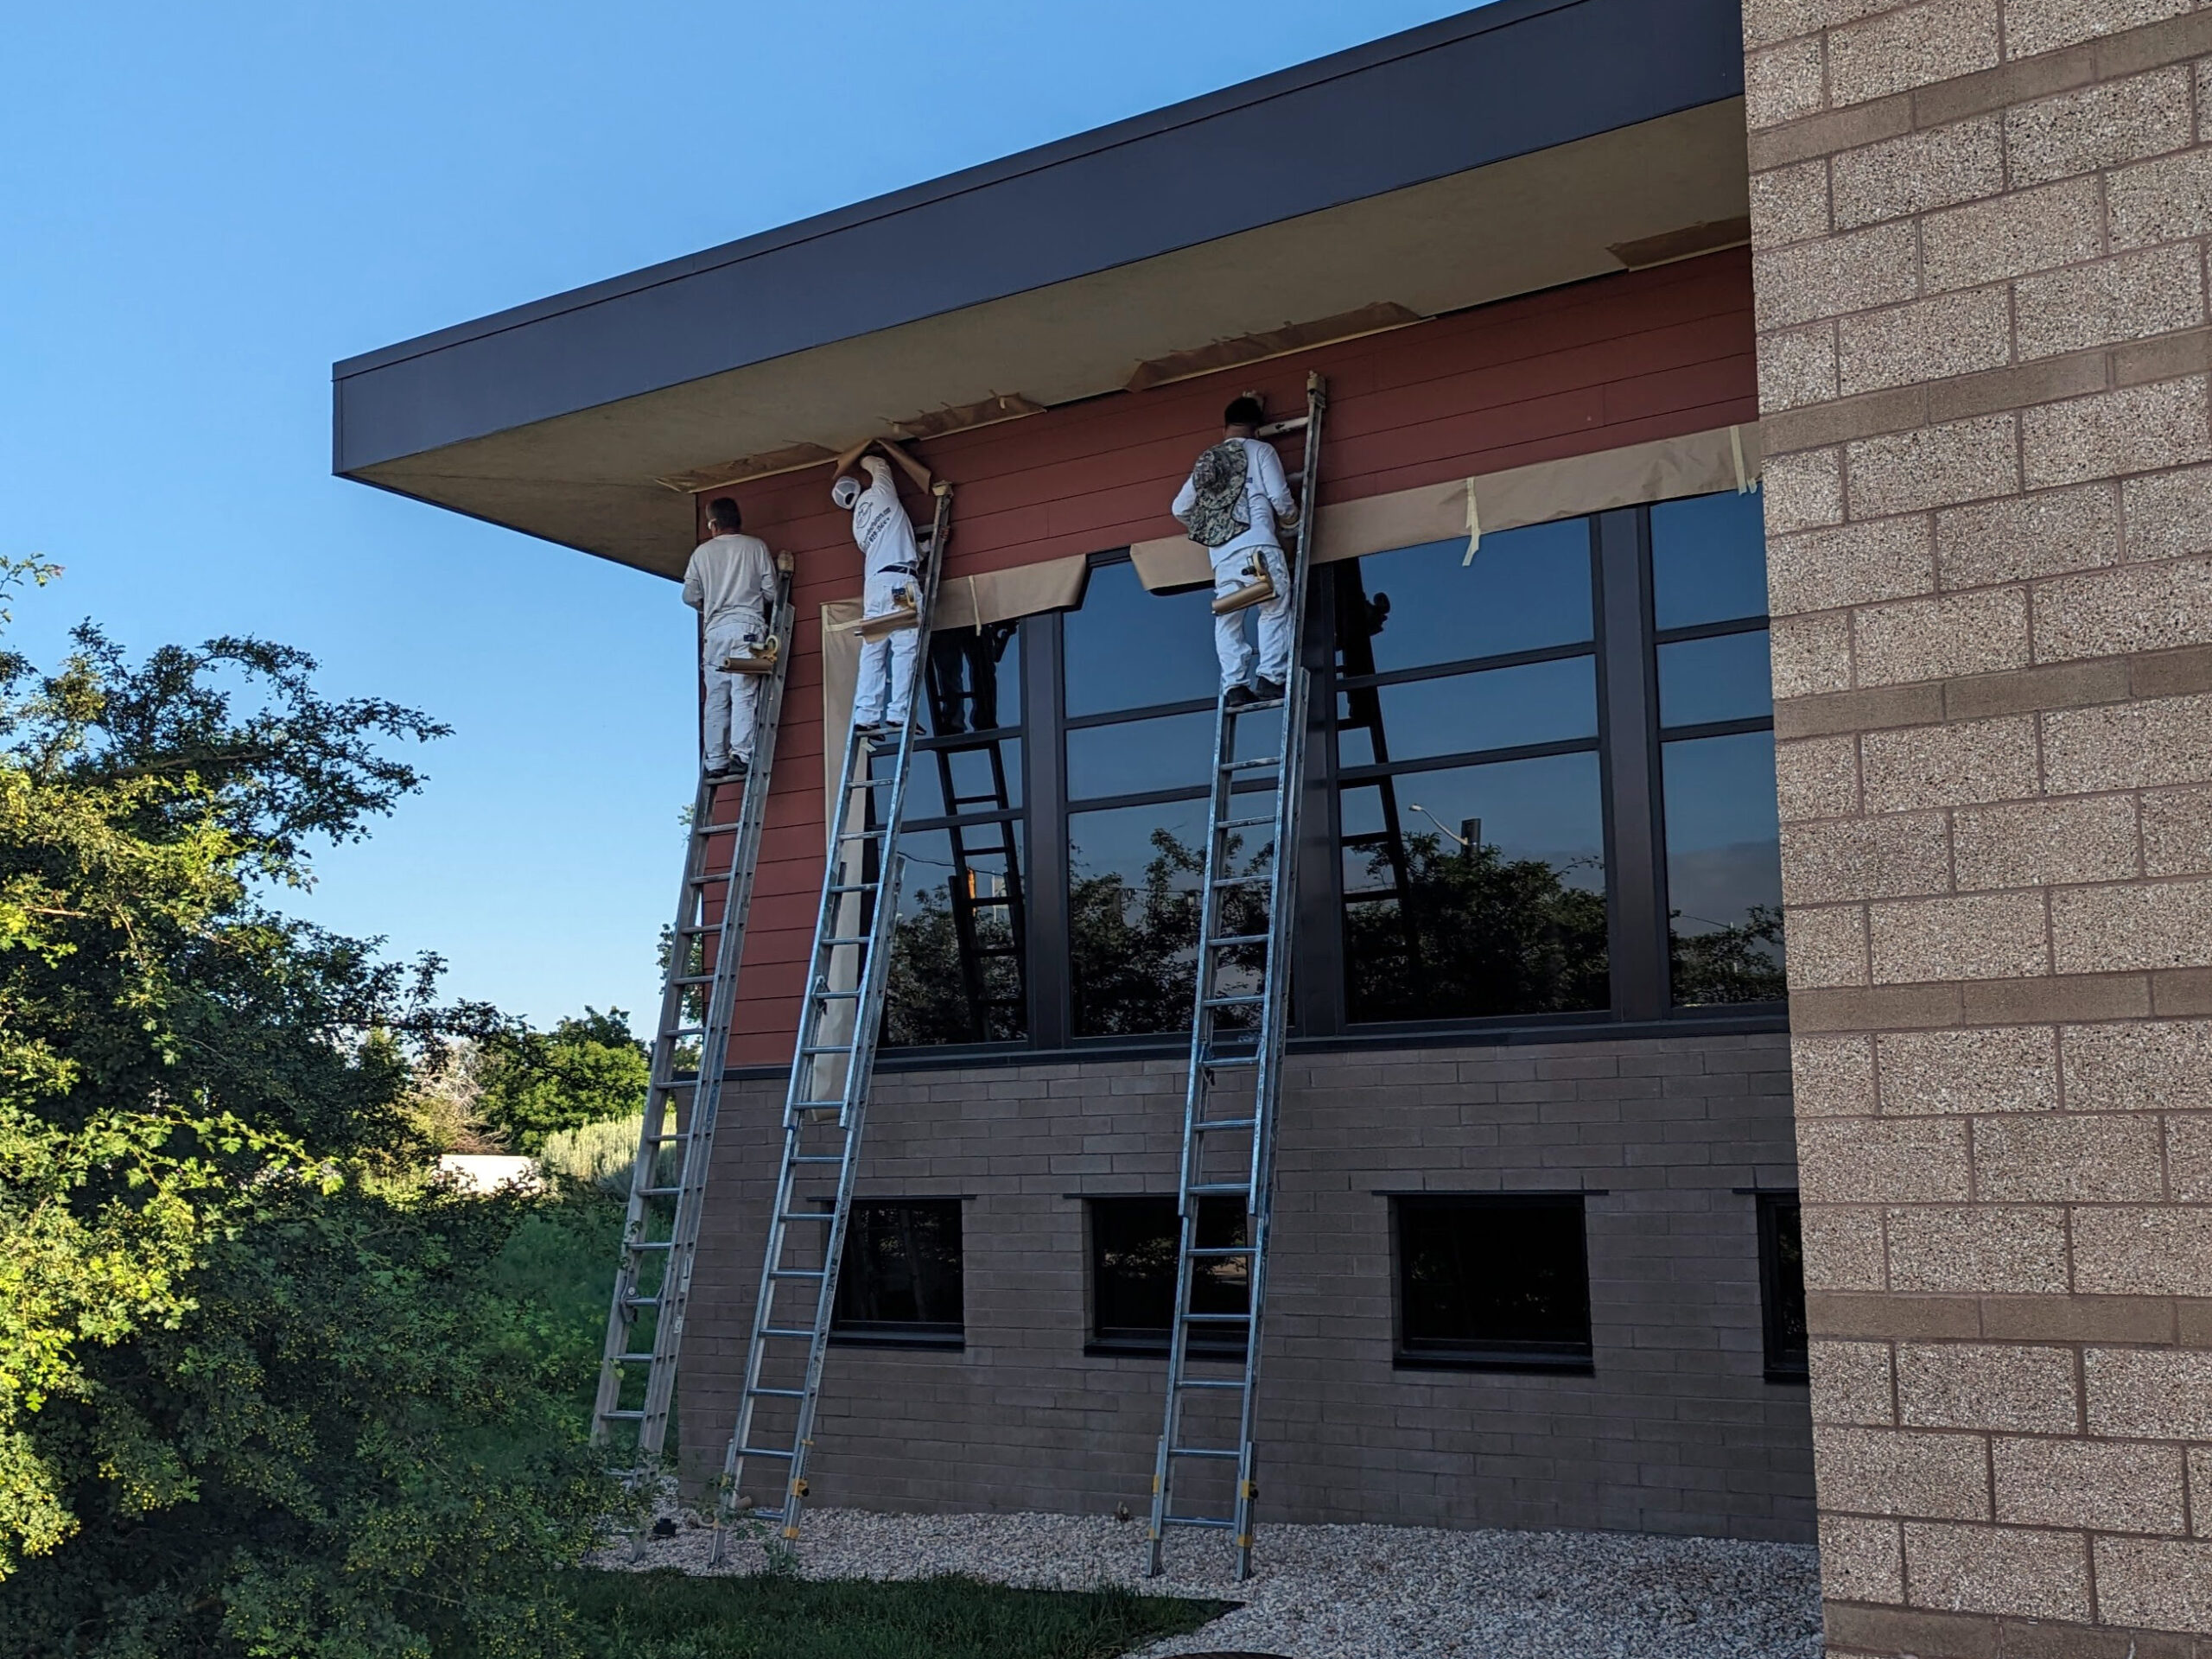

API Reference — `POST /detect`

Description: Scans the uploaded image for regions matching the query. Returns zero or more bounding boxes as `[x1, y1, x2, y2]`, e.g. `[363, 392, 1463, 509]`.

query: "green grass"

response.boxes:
[563, 1570, 1232, 1659]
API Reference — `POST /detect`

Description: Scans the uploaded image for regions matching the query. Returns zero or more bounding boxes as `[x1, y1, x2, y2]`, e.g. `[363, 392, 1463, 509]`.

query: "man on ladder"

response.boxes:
[830, 436, 937, 741]
[683, 496, 782, 780]
[1173, 393, 1301, 709]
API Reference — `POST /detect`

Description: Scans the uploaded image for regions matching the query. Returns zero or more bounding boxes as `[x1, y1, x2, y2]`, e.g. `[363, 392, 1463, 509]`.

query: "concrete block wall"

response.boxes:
[1744, 0, 2212, 1651]
[677, 1033, 1811, 1544]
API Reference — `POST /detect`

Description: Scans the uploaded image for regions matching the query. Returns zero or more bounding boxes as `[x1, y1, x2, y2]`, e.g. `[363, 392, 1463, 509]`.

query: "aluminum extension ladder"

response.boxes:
[592, 556, 800, 1467]
[1147, 372, 1327, 1582]
[709, 478, 955, 1562]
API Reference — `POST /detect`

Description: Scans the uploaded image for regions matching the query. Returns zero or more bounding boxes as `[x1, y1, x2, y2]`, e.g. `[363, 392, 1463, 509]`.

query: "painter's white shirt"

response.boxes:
[849, 456, 921, 575]
[682, 532, 779, 632]
[1172, 436, 1297, 560]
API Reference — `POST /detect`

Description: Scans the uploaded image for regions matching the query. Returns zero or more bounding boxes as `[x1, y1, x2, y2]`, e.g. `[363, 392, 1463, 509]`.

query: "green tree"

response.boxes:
[476, 1008, 650, 1154]
[0, 562, 624, 1657]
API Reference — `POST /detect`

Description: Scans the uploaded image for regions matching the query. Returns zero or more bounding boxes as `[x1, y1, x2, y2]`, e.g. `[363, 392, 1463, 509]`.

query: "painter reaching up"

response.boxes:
[1173, 393, 1300, 709]
[830, 436, 936, 741]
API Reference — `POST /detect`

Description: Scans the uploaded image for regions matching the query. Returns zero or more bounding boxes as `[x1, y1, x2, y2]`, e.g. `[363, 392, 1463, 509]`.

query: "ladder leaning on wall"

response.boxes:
[591, 555, 800, 1471]
[1146, 372, 1328, 1583]
[708, 475, 955, 1563]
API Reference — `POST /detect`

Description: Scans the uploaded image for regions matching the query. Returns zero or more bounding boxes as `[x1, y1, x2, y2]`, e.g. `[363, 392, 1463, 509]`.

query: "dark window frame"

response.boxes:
[1389, 1192, 1596, 1374]
[825, 1197, 968, 1351]
[1754, 1190, 1808, 1383]
[876, 496, 1785, 1064]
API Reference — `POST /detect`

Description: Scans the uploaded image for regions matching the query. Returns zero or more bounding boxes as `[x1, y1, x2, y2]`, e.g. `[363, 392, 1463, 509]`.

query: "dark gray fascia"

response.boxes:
[331, 0, 1744, 475]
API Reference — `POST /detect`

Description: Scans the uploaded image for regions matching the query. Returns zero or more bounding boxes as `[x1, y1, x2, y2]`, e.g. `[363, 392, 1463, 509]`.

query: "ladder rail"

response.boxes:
[713, 481, 954, 1560]
[1148, 373, 1327, 1582]
[593, 561, 800, 1461]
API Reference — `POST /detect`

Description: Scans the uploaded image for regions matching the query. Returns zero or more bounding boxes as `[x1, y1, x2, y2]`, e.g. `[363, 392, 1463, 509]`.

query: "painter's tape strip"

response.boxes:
[1730, 424, 1749, 494]
[1460, 477, 1482, 565]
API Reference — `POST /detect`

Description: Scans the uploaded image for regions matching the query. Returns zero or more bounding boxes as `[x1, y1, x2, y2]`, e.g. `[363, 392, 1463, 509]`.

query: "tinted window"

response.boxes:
[832, 1200, 964, 1342]
[1662, 731, 1785, 1006]
[886, 823, 1027, 1046]
[1063, 558, 1217, 716]
[1657, 631, 1774, 728]
[1090, 1196, 1249, 1354]
[1067, 711, 1212, 803]
[1395, 1195, 1592, 1368]
[1758, 1194, 1808, 1381]
[922, 621, 1020, 734]
[1340, 752, 1608, 1022]
[1338, 656, 1599, 767]
[1343, 519, 1595, 674]
[1651, 489, 1769, 630]
[1068, 799, 1211, 1037]
[899, 736, 1023, 821]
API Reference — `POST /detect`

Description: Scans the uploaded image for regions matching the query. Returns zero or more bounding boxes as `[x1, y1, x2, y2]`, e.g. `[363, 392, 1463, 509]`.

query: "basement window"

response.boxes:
[830, 1199, 964, 1349]
[1392, 1194, 1593, 1372]
[1757, 1192, 1808, 1382]
[1085, 1195, 1249, 1358]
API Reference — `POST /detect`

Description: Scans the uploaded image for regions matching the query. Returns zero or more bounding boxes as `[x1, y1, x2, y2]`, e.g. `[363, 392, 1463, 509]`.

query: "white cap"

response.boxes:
[831, 474, 862, 510]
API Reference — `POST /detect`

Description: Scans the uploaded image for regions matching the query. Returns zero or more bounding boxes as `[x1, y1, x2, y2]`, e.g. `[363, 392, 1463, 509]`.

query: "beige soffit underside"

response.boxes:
[1129, 423, 1766, 591]
[357, 99, 1750, 579]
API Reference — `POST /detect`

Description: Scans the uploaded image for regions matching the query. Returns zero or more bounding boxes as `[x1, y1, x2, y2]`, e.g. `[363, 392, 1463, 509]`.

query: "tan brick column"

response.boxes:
[1744, 1, 2212, 1651]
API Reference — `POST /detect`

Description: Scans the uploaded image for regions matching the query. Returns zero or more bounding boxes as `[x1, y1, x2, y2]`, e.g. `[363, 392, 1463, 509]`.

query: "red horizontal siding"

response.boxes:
[699, 251, 1757, 1065]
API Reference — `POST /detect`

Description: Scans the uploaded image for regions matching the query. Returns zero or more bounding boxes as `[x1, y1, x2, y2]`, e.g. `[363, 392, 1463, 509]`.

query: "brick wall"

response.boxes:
[1743, 0, 2212, 1650]
[677, 1033, 1813, 1541]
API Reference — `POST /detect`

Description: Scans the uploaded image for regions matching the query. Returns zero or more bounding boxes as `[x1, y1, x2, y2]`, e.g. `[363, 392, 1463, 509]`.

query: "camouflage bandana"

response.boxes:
[1183, 440, 1251, 549]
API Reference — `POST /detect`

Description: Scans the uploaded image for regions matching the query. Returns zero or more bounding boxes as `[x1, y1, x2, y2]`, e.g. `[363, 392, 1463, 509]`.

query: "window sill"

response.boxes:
[1392, 1351, 1594, 1376]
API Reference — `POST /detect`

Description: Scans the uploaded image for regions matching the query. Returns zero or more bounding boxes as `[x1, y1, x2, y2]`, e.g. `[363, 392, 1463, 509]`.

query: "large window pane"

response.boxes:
[1338, 654, 1598, 768]
[1068, 798, 1225, 1037]
[1651, 489, 1769, 630]
[1336, 518, 1594, 677]
[1340, 752, 1608, 1022]
[1066, 711, 1212, 803]
[923, 622, 1020, 734]
[1064, 557, 1217, 717]
[887, 823, 1028, 1045]
[899, 736, 1022, 822]
[1657, 630, 1773, 729]
[1394, 1195, 1592, 1368]
[1662, 730, 1785, 1006]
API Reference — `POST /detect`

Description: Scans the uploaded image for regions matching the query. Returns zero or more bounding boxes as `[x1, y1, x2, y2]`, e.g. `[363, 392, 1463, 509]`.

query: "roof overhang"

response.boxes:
[333, 0, 1750, 578]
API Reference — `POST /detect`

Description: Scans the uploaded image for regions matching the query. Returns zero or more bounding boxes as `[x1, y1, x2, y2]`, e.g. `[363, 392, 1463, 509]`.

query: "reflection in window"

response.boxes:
[1340, 754, 1609, 1021]
[885, 823, 1027, 1046]
[1651, 488, 1783, 1007]
[1757, 1193, 1808, 1382]
[924, 621, 1020, 734]
[831, 1199, 964, 1344]
[1063, 558, 1217, 716]
[1089, 1196, 1248, 1354]
[1662, 733, 1784, 1005]
[1067, 798, 1221, 1037]
[1067, 710, 1212, 802]
[1331, 529, 1607, 1026]
[1393, 1195, 1592, 1370]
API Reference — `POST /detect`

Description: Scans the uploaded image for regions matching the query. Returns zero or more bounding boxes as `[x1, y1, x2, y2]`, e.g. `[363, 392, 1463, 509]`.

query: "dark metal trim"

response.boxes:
[1594, 505, 1670, 1023]
[1332, 637, 1597, 690]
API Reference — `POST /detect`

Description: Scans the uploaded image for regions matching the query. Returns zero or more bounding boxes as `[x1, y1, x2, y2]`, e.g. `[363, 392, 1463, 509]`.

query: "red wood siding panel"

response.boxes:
[700, 251, 1755, 1064]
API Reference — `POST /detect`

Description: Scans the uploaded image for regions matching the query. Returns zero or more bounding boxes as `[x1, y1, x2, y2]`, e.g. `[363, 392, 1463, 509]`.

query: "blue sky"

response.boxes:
[1, 0, 1474, 1031]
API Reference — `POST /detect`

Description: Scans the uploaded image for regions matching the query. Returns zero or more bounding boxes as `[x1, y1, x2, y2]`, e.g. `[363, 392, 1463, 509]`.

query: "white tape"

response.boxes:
[1461, 476, 1482, 565]
[1730, 424, 1749, 494]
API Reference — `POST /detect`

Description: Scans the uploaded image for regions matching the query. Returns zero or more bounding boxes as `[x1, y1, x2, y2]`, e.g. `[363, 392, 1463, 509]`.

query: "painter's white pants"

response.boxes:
[1210, 543, 1294, 690]
[854, 564, 920, 728]
[702, 611, 766, 766]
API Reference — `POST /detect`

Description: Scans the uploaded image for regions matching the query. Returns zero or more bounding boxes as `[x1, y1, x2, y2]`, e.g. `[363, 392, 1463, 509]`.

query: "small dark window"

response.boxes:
[1757, 1192, 1808, 1382]
[830, 1200, 964, 1347]
[1393, 1194, 1592, 1371]
[1087, 1196, 1248, 1357]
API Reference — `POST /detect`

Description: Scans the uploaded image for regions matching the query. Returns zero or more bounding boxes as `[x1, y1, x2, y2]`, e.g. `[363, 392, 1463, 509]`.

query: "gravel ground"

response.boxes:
[594, 1504, 1824, 1658]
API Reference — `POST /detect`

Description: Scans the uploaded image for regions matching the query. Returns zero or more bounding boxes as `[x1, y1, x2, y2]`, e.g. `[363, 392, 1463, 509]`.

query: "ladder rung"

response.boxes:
[613, 1351, 655, 1364]
[1222, 756, 1281, 772]
[848, 773, 897, 788]
[814, 988, 863, 1001]
[1201, 1054, 1260, 1069]
[779, 1211, 836, 1223]
[1181, 1311, 1252, 1322]
[622, 1295, 660, 1309]
[789, 1100, 842, 1111]
[798, 1044, 856, 1057]
[1210, 932, 1268, 948]
[736, 1445, 796, 1460]
[1160, 1515, 1236, 1530]
[1185, 1185, 1251, 1198]
[749, 1385, 807, 1398]
[1194, 1117, 1257, 1132]
[639, 1185, 683, 1198]
[1177, 1376, 1247, 1390]
[1188, 1244, 1256, 1256]
[1216, 815, 1271, 830]
[1211, 873, 1268, 887]
[695, 823, 745, 836]
[838, 828, 889, 842]
[670, 973, 715, 987]
[1204, 994, 1263, 1008]
[790, 1154, 843, 1165]
[1169, 1446, 1242, 1459]
[760, 1325, 817, 1340]
[630, 1240, 675, 1253]
[770, 1268, 829, 1280]
[601, 1408, 645, 1422]
[818, 936, 872, 948]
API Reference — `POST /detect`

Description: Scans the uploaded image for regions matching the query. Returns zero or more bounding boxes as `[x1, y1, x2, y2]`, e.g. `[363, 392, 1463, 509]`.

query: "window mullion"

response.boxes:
[1593, 507, 1670, 1022]
[1025, 612, 1071, 1051]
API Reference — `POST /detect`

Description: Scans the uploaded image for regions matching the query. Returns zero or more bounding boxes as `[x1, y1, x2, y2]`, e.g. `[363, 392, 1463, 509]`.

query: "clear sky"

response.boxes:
[2, 0, 1476, 1031]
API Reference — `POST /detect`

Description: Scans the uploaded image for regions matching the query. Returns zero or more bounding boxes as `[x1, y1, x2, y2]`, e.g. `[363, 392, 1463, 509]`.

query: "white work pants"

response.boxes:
[702, 612, 766, 766]
[853, 565, 919, 728]
[1210, 543, 1293, 690]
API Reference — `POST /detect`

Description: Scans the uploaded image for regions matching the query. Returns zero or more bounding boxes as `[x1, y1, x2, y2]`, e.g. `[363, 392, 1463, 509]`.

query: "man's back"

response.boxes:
[1174, 436, 1294, 558]
[684, 533, 776, 630]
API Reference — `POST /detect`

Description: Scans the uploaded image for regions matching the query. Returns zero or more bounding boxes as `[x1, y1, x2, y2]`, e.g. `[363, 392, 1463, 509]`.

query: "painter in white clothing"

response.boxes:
[682, 496, 780, 777]
[830, 437, 937, 734]
[1172, 392, 1300, 703]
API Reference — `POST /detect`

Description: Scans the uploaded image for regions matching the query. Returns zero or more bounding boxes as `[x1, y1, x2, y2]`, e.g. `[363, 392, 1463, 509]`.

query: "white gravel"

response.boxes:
[594, 1504, 1823, 1658]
